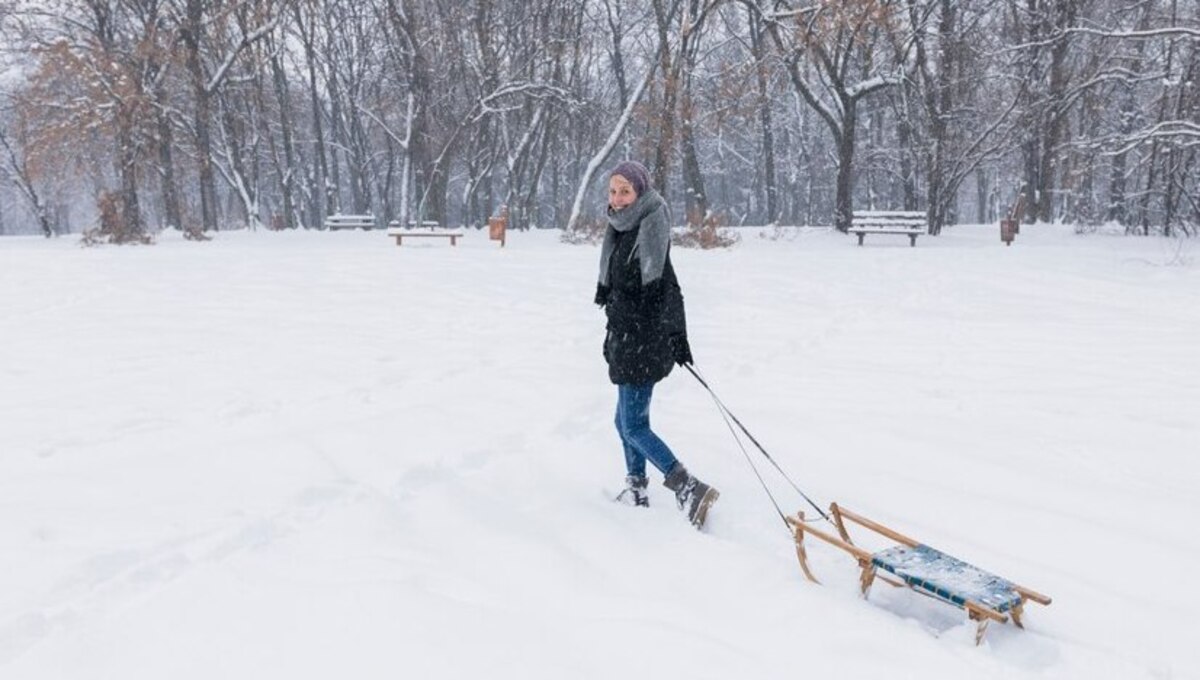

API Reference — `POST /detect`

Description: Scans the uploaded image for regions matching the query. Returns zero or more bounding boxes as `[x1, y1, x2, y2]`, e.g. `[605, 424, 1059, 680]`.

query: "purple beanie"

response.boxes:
[610, 160, 652, 197]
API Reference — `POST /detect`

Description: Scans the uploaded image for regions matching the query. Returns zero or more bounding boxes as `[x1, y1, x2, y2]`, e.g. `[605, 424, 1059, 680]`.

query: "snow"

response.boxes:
[1, 224, 1198, 679]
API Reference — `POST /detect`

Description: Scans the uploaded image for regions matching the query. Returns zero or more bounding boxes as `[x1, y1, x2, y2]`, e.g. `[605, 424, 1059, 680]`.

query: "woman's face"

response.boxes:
[609, 175, 637, 211]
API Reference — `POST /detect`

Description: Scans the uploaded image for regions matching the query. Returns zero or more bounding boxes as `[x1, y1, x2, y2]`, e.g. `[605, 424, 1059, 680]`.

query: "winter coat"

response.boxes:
[595, 190, 688, 385]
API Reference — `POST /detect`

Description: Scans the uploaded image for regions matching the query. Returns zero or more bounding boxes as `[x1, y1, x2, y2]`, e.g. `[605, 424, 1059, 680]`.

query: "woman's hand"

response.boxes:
[669, 334, 693, 366]
[594, 283, 610, 308]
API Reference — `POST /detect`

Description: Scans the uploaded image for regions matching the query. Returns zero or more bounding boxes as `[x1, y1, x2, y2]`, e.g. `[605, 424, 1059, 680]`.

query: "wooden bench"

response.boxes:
[394, 220, 441, 229]
[849, 210, 927, 246]
[385, 220, 464, 247]
[324, 214, 376, 231]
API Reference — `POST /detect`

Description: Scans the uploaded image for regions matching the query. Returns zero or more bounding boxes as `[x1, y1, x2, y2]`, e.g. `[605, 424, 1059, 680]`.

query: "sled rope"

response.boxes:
[708, 387, 790, 528]
[684, 364, 831, 524]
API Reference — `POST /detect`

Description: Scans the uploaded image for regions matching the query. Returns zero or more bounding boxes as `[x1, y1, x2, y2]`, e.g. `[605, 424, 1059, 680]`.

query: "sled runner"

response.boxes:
[786, 503, 1051, 645]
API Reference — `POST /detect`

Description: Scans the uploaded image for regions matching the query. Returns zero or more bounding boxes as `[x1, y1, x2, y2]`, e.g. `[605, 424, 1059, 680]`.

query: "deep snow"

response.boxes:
[1, 224, 1197, 679]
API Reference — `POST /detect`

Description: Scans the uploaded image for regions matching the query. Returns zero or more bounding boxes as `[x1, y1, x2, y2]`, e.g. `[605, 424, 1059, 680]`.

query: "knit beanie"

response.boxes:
[610, 160, 651, 198]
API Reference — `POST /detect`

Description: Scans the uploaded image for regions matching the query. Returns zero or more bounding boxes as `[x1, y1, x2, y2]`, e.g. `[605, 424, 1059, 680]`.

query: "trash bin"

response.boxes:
[488, 206, 507, 247]
[1000, 218, 1016, 246]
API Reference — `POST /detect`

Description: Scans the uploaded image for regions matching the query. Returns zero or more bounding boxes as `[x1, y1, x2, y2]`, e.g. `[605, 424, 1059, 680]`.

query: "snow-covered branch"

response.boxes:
[1004, 25, 1200, 53]
[476, 80, 583, 117]
[205, 15, 281, 94]
[1109, 120, 1200, 155]
[846, 72, 903, 100]
[566, 56, 659, 232]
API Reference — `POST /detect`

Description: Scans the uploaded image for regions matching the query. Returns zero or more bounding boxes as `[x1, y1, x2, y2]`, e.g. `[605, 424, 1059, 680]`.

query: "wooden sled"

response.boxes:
[786, 503, 1051, 645]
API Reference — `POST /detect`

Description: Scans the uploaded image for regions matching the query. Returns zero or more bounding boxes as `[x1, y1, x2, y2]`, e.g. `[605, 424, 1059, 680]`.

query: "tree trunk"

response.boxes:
[324, 56, 345, 216]
[975, 167, 989, 224]
[749, 9, 777, 224]
[927, 0, 957, 235]
[1106, 7, 1151, 225]
[650, 0, 680, 194]
[0, 129, 53, 237]
[897, 86, 919, 212]
[296, 2, 329, 226]
[271, 51, 299, 229]
[182, 0, 219, 232]
[834, 104, 857, 232]
[1033, 0, 1078, 223]
[218, 96, 262, 230]
[154, 90, 183, 231]
[1161, 0, 1187, 237]
[116, 116, 145, 239]
[1106, 86, 1135, 224]
[679, 82, 707, 223]
[602, 0, 629, 109]
[407, 56, 445, 224]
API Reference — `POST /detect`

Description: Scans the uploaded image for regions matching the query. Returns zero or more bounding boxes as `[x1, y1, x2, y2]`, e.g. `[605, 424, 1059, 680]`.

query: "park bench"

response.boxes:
[385, 220, 464, 247]
[324, 214, 376, 231]
[849, 210, 927, 246]
[787, 503, 1051, 645]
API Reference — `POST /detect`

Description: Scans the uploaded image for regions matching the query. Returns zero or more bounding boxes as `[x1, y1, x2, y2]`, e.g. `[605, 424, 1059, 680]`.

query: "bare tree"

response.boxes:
[177, 0, 281, 232]
[758, 0, 905, 231]
[0, 0, 1193, 239]
[0, 126, 53, 237]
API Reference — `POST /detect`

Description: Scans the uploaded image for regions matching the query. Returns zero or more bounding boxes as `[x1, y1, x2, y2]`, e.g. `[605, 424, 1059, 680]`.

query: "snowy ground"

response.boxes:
[2, 224, 1197, 679]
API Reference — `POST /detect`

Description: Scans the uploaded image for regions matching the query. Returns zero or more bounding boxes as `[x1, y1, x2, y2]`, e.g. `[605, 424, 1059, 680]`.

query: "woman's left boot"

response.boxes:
[663, 464, 719, 529]
[615, 474, 649, 507]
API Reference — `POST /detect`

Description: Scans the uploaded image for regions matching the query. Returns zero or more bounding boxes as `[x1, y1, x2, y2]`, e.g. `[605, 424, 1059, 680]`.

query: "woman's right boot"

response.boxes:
[663, 464, 719, 529]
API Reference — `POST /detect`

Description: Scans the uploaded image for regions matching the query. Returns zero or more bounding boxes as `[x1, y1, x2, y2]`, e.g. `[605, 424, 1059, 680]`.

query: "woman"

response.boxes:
[594, 160, 719, 529]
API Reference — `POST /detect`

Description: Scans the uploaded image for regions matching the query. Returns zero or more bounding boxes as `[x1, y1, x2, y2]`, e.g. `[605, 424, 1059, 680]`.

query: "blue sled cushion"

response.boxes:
[872, 544, 1023, 613]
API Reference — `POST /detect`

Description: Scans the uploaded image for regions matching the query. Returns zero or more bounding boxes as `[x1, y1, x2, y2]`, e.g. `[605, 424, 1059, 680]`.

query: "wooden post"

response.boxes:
[830, 503, 854, 544]
[1012, 585, 1052, 606]
[859, 563, 877, 599]
[971, 612, 990, 646]
[788, 512, 822, 584]
[833, 507, 921, 548]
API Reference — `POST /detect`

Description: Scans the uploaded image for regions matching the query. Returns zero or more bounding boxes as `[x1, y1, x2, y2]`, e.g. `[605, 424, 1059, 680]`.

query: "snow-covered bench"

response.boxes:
[392, 220, 442, 229]
[849, 210, 927, 246]
[324, 214, 376, 231]
[385, 220, 464, 247]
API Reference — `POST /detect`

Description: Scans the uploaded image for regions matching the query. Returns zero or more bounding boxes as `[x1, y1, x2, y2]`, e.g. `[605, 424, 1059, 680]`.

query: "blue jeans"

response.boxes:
[615, 383, 679, 478]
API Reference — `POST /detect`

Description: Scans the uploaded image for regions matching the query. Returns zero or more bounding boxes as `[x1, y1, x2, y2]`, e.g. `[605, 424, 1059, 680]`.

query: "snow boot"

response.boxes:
[615, 474, 649, 507]
[663, 464, 719, 529]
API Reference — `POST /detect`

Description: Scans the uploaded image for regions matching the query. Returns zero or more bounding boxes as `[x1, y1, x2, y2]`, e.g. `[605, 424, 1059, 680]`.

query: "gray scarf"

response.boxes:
[598, 190, 670, 287]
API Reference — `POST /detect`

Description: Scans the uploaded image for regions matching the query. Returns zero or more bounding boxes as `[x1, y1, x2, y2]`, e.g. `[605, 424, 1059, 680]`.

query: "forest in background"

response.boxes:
[0, 0, 1196, 241]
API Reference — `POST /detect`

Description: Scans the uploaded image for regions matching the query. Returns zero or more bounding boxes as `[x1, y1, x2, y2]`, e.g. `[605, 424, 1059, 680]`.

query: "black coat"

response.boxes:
[600, 225, 688, 385]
